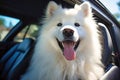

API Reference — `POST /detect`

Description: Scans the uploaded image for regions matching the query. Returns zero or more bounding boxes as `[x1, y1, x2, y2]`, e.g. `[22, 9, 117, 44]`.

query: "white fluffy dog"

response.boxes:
[21, 1, 104, 80]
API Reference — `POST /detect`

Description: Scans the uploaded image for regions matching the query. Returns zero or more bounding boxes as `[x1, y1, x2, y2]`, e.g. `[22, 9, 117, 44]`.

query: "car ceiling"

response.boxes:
[0, 0, 75, 22]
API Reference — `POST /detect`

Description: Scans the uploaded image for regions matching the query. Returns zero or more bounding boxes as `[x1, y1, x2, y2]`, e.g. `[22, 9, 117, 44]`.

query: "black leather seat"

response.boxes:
[0, 38, 34, 80]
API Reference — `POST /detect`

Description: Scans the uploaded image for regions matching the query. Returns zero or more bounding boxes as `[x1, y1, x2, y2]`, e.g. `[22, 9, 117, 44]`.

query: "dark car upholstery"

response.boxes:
[0, 38, 34, 80]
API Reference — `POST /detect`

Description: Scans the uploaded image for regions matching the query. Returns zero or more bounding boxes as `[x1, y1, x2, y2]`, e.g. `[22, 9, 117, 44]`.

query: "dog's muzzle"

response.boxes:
[57, 27, 80, 61]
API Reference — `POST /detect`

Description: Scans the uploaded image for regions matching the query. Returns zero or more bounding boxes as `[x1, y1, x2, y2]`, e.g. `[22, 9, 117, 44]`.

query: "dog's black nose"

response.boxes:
[63, 29, 74, 37]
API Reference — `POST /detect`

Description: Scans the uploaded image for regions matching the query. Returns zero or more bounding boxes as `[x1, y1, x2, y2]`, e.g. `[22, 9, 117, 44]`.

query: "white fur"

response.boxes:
[21, 1, 104, 80]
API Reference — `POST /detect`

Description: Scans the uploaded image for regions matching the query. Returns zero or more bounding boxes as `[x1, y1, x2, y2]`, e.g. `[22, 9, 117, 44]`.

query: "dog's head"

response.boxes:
[44, 1, 93, 61]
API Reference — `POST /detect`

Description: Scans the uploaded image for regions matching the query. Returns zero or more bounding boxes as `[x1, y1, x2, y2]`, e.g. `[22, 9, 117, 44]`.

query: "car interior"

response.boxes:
[0, 0, 120, 80]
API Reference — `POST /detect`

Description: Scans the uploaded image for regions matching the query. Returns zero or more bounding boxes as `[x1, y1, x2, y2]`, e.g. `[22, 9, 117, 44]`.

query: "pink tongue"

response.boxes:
[63, 42, 76, 60]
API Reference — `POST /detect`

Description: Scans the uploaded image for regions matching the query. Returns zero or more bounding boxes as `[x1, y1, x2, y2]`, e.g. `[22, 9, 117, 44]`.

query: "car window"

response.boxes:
[14, 24, 39, 42]
[0, 15, 20, 41]
[99, 0, 120, 23]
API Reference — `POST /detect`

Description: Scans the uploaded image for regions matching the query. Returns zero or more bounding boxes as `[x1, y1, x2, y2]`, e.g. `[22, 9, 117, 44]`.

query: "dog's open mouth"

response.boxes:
[57, 39, 80, 61]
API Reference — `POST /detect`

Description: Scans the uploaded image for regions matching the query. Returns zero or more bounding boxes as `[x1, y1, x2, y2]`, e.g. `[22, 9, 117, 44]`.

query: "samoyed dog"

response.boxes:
[21, 1, 104, 80]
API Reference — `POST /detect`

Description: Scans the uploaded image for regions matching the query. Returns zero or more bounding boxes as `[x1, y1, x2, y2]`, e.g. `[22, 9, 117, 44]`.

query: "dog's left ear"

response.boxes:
[46, 1, 61, 18]
[75, 2, 92, 17]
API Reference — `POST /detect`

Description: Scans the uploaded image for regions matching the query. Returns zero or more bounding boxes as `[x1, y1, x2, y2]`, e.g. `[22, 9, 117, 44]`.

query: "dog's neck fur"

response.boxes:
[28, 49, 96, 80]
[21, 32, 103, 80]
[21, 36, 103, 80]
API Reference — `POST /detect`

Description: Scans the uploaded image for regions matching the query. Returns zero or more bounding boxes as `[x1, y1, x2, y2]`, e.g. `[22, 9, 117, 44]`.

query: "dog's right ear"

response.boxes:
[74, 2, 92, 17]
[46, 1, 61, 18]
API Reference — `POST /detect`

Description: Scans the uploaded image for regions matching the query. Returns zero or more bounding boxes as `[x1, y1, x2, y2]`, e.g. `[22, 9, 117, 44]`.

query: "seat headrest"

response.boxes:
[98, 23, 113, 66]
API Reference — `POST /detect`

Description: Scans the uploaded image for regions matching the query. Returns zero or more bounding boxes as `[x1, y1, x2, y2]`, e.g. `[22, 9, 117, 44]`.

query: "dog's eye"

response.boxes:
[57, 23, 62, 27]
[74, 23, 80, 27]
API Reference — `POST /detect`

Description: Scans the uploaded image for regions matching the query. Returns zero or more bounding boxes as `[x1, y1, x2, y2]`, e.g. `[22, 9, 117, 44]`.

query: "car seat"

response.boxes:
[0, 38, 34, 80]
